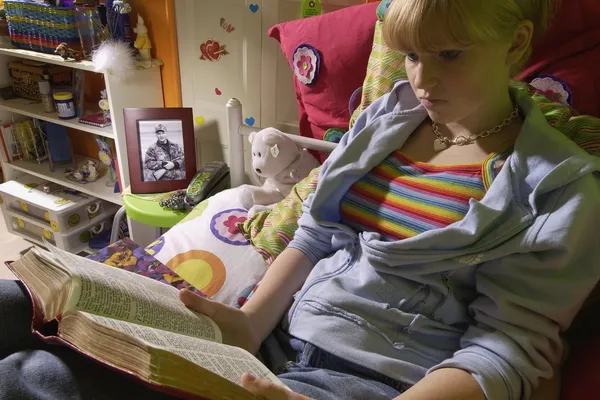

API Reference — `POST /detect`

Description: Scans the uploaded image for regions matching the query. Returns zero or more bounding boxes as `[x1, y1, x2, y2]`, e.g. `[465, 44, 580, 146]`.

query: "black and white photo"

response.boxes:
[138, 120, 186, 182]
[124, 108, 196, 194]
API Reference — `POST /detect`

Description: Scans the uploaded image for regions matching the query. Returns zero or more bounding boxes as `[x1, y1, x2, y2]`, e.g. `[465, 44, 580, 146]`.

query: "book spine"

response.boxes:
[4, 261, 46, 330]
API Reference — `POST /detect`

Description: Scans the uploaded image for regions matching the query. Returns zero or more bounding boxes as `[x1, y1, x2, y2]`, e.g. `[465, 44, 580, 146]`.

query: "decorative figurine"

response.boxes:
[99, 89, 111, 122]
[65, 159, 101, 183]
[96, 137, 119, 192]
[55, 42, 83, 61]
[134, 14, 152, 61]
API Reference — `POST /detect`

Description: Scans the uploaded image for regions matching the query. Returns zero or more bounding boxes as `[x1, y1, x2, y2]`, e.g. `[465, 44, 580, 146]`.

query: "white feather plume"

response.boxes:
[92, 41, 136, 80]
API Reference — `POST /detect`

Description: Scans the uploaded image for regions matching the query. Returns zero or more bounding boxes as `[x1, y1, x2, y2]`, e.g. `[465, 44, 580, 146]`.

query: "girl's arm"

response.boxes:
[394, 368, 484, 400]
[241, 248, 314, 343]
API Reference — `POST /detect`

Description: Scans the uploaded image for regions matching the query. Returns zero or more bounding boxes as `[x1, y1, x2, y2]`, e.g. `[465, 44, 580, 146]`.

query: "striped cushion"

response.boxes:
[239, 167, 320, 265]
[349, 21, 406, 129]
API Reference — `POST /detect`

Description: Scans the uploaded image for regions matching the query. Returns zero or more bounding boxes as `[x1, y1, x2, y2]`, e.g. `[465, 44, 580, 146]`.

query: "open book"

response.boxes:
[7, 245, 285, 400]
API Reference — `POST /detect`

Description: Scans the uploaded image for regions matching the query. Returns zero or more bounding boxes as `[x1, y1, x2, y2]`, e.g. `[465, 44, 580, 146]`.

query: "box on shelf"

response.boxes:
[8, 60, 73, 101]
[0, 175, 118, 237]
[3, 0, 81, 55]
[8, 209, 114, 254]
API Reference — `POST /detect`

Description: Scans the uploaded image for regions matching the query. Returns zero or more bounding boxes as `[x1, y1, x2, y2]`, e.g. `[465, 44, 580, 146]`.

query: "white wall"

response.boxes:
[175, 0, 363, 169]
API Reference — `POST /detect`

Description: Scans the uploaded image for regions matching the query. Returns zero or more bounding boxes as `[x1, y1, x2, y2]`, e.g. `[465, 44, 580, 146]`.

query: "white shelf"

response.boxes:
[0, 46, 97, 72]
[0, 98, 113, 139]
[2, 157, 122, 206]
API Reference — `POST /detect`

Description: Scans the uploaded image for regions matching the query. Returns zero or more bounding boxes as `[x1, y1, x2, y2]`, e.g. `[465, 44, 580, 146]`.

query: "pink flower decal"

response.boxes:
[210, 208, 250, 246]
[223, 215, 247, 234]
[292, 44, 320, 85]
[296, 55, 313, 78]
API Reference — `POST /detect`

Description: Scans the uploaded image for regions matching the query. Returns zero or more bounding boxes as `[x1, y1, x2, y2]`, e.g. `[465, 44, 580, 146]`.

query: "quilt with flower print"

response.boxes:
[143, 188, 268, 307]
[86, 237, 204, 295]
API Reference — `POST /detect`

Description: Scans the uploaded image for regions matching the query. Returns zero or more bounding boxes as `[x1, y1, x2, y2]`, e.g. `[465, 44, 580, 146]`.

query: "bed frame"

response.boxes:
[226, 98, 338, 188]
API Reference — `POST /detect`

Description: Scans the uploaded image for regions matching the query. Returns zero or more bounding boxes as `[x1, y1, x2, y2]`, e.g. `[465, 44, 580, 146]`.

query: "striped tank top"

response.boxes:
[340, 147, 512, 241]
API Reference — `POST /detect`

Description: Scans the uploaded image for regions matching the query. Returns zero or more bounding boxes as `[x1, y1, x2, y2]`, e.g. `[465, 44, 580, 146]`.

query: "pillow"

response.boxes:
[515, 0, 600, 117]
[349, 20, 406, 128]
[144, 189, 269, 305]
[267, 3, 379, 161]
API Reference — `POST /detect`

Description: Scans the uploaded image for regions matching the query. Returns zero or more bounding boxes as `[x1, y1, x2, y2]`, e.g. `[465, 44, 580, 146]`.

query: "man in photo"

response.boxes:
[143, 123, 185, 181]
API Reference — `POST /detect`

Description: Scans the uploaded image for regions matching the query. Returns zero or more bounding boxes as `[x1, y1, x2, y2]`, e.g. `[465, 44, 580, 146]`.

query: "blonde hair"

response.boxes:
[383, 0, 560, 74]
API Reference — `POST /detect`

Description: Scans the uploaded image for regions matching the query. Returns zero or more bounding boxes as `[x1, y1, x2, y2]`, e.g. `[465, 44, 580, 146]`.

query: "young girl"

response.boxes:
[1, 0, 599, 399]
[180, 0, 600, 399]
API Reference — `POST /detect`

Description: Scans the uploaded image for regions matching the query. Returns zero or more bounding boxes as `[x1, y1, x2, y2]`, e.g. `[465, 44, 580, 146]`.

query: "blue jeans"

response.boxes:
[1, 280, 409, 399]
[260, 329, 411, 400]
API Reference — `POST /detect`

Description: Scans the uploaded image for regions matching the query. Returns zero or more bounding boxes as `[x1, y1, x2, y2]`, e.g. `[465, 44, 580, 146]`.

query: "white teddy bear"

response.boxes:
[238, 128, 320, 217]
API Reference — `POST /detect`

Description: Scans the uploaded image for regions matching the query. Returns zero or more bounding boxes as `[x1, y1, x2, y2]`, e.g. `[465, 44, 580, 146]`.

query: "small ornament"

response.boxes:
[96, 137, 118, 191]
[55, 42, 83, 61]
[134, 14, 152, 61]
[98, 89, 111, 124]
[92, 40, 136, 80]
[292, 44, 320, 85]
[65, 159, 102, 183]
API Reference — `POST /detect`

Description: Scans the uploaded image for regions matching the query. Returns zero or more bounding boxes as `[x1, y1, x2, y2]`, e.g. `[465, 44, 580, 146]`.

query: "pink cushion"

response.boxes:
[516, 0, 600, 116]
[268, 3, 379, 161]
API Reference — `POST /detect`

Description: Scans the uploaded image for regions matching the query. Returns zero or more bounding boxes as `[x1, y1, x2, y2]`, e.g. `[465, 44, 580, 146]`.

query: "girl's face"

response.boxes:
[405, 39, 513, 126]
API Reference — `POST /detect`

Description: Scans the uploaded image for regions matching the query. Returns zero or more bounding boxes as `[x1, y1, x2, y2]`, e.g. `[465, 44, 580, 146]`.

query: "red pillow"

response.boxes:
[516, 0, 600, 117]
[268, 3, 379, 161]
[561, 335, 600, 400]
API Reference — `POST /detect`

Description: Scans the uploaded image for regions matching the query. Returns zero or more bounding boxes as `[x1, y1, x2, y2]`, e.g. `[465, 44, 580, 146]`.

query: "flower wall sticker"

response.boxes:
[292, 44, 320, 85]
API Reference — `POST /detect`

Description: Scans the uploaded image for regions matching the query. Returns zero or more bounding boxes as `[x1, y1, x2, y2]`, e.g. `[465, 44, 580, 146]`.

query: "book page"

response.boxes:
[82, 312, 286, 388]
[40, 246, 222, 343]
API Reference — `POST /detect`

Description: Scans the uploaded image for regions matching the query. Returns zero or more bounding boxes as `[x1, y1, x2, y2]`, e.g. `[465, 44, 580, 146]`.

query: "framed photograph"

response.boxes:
[124, 108, 196, 194]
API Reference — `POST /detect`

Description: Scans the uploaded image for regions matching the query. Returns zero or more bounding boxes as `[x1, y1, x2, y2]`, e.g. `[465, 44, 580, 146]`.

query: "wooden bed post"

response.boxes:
[226, 98, 246, 188]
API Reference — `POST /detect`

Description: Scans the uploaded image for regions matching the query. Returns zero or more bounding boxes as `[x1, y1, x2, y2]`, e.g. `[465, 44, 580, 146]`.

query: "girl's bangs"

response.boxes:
[383, 0, 493, 53]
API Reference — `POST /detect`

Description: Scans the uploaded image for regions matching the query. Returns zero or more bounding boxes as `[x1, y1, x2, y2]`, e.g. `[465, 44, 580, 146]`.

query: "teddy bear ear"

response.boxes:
[248, 131, 257, 144]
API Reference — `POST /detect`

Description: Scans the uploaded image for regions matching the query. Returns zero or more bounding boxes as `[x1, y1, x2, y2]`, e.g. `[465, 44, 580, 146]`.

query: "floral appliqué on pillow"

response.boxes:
[293, 44, 320, 85]
[529, 74, 573, 106]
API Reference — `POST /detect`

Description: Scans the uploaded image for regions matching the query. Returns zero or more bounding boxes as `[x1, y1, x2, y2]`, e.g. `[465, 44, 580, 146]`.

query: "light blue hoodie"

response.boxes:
[286, 81, 600, 400]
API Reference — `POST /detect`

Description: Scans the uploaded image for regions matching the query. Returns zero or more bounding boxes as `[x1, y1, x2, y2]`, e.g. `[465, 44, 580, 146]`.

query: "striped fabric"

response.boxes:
[350, 21, 406, 129]
[340, 151, 508, 241]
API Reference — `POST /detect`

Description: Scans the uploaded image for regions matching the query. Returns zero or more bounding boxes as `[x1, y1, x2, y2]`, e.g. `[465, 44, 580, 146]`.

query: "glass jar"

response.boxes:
[75, 5, 103, 60]
[53, 92, 76, 120]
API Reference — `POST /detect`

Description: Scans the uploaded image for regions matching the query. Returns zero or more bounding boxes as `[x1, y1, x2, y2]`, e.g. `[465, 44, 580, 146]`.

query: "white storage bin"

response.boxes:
[0, 176, 118, 235]
[7, 207, 114, 254]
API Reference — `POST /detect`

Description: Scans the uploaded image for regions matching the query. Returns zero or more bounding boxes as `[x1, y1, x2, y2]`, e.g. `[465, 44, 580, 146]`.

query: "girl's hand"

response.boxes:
[179, 289, 261, 354]
[242, 373, 312, 400]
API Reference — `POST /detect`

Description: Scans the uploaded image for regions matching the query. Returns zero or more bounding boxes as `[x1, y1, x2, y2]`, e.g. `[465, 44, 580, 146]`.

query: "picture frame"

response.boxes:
[124, 108, 196, 194]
